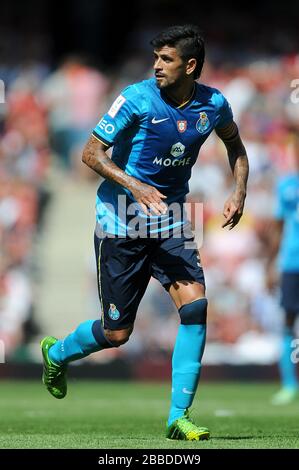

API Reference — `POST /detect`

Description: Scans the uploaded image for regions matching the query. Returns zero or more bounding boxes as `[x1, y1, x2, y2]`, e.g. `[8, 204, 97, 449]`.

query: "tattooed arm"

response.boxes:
[216, 121, 249, 229]
[82, 134, 167, 215]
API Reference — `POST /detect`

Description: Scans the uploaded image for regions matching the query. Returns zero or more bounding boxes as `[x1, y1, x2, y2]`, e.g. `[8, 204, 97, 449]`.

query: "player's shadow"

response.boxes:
[212, 436, 255, 440]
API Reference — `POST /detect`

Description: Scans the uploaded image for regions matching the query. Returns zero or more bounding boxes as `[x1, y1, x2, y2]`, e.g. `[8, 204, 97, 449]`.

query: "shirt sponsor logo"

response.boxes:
[153, 142, 190, 167]
[153, 156, 191, 167]
[107, 95, 126, 118]
[196, 111, 210, 133]
[170, 142, 185, 158]
[152, 142, 190, 166]
[98, 118, 115, 134]
[177, 120, 187, 133]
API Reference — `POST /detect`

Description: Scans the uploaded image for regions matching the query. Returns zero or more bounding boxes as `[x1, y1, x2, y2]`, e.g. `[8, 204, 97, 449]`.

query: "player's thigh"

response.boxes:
[151, 234, 206, 309]
[94, 234, 152, 330]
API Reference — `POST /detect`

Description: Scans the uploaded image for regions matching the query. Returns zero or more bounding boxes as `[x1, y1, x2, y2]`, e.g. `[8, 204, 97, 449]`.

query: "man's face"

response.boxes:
[153, 46, 188, 89]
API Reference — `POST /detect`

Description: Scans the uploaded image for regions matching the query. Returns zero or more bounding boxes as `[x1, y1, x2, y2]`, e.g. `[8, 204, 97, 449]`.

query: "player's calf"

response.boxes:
[168, 298, 208, 430]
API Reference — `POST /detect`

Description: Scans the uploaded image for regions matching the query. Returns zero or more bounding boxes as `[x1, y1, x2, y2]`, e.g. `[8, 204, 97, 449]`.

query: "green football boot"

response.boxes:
[271, 387, 297, 405]
[166, 409, 210, 441]
[41, 336, 67, 399]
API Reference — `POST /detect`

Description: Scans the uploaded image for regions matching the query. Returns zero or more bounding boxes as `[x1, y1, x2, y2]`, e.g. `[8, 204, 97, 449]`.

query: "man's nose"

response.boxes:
[154, 58, 162, 69]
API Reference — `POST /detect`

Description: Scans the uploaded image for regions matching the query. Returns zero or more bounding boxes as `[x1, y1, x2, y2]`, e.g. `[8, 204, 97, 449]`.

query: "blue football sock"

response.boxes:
[49, 319, 113, 365]
[279, 329, 298, 390]
[168, 323, 206, 426]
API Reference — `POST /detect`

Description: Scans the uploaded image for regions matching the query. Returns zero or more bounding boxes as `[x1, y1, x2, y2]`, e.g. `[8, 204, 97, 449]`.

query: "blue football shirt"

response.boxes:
[92, 77, 233, 236]
[274, 174, 299, 272]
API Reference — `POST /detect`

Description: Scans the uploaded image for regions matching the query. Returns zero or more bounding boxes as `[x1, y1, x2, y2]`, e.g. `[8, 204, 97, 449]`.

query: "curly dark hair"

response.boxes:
[150, 25, 205, 79]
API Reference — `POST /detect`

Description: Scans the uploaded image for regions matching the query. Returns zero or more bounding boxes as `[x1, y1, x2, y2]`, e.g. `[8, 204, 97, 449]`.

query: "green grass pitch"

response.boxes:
[0, 380, 298, 449]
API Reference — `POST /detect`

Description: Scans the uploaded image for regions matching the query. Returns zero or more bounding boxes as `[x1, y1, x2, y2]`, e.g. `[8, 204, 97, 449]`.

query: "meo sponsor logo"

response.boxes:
[98, 118, 115, 134]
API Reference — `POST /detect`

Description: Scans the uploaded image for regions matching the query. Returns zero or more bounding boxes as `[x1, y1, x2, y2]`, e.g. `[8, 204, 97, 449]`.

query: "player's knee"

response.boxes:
[285, 310, 297, 329]
[178, 298, 208, 325]
[104, 326, 133, 347]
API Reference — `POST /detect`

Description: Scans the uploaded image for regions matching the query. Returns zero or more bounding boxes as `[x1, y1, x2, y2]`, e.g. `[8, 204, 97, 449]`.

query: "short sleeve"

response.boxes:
[92, 85, 142, 146]
[216, 94, 234, 129]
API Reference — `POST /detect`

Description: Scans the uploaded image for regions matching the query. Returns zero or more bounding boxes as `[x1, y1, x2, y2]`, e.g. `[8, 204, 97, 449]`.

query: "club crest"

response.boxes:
[177, 120, 187, 133]
[108, 303, 120, 320]
[196, 112, 210, 133]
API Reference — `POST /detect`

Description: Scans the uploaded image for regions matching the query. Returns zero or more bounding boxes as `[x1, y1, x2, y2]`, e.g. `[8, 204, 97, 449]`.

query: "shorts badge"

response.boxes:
[108, 304, 120, 321]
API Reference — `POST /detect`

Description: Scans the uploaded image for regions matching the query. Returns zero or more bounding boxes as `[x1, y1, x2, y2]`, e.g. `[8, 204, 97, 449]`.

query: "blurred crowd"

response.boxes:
[1, 51, 299, 363]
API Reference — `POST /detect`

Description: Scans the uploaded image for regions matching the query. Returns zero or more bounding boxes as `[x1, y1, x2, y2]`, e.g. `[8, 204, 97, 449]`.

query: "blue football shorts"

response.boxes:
[94, 232, 205, 330]
[281, 272, 299, 313]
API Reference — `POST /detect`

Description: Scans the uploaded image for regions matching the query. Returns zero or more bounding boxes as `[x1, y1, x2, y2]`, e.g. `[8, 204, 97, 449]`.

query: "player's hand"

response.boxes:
[266, 263, 279, 292]
[128, 179, 167, 216]
[222, 190, 246, 230]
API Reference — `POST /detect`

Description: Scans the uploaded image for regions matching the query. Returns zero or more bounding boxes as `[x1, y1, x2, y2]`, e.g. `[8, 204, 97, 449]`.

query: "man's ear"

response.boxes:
[186, 58, 197, 76]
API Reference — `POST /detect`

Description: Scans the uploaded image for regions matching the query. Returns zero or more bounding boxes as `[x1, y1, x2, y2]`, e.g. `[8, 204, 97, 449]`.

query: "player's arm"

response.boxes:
[216, 121, 249, 229]
[265, 177, 285, 291]
[265, 218, 284, 291]
[82, 135, 167, 216]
